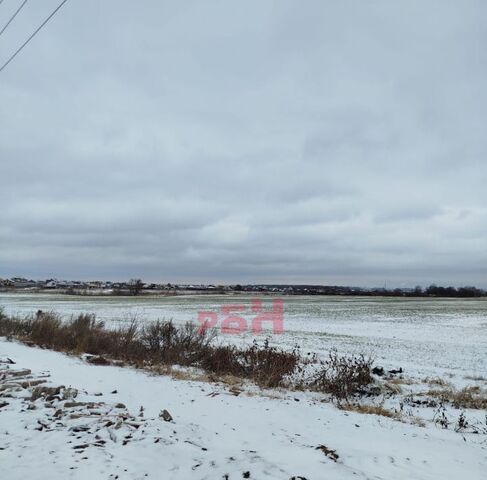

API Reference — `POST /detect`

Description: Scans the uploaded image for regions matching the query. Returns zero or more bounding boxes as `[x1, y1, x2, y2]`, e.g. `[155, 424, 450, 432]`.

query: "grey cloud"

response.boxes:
[1, 0, 486, 286]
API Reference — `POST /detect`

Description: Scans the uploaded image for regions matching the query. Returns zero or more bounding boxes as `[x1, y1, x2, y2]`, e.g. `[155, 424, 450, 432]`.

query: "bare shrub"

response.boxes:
[141, 320, 216, 365]
[172, 322, 217, 364]
[200, 345, 242, 376]
[0, 309, 33, 337]
[198, 340, 300, 388]
[115, 319, 145, 362]
[142, 320, 177, 354]
[30, 312, 63, 347]
[238, 339, 300, 388]
[309, 351, 374, 401]
[64, 314, 105, 352]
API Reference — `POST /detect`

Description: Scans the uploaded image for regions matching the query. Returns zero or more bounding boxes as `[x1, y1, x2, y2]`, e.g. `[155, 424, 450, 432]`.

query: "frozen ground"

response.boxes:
[1, 293, 486, 380]
[1, 339, 486, 480]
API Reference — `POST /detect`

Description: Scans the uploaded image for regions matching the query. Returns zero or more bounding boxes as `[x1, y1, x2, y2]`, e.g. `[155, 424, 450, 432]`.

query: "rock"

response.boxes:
[243, 472, 251, 478]
[70, 425, 90, 433]
[62, 388, 78, 400]
[64, 401, 96, 408]
[8, 369, 31, 377]
[159, 409, 173, 422]
[86, 356, 111, 366]
[0, 357, 15, 364]
[114, 403, 126, 409]
[316, 444, 339, 462]
[372, 367, 384, 376]
[0, 401, 9, 409]
[0, 383, 21, 392]
[388, 368, 403, 375]
[30, 386, 63, 401]
[72, 443, 90, 450]
[20, 379, 47, 388]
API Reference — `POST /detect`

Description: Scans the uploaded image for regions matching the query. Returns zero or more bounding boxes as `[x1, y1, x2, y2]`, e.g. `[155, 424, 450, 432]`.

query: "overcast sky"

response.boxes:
[1, 1, 486, 286]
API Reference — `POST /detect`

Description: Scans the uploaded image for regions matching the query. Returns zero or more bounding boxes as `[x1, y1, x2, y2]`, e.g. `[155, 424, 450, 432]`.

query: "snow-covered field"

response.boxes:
[1, 293, 486, 378]
[1, 293, 486, 479]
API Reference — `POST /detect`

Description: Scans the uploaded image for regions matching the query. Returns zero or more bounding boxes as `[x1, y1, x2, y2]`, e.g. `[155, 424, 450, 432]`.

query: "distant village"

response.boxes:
[0, 277, 485, 297]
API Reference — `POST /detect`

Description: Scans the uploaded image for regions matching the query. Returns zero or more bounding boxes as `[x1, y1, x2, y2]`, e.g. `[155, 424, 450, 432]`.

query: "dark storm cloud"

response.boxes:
[1, 0, 487, 286]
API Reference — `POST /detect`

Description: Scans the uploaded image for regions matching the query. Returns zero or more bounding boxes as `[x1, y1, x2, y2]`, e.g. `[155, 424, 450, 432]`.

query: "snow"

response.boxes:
[1, 293, 486, 380]
[1, 339, 486, 480]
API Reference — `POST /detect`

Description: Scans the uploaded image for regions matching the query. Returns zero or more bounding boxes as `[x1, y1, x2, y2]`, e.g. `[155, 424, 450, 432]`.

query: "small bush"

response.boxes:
[309, 351, 374, 401]
[30, 312, 63, 347]
[0, 309, 32, 337]
[141, 320, 216, 365]
[200, 345, 242, 376]
[199, 339, 300, 387]
[239, 339, 300, 388]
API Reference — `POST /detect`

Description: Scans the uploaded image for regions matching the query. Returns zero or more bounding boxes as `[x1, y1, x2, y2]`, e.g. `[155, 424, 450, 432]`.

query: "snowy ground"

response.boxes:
[1, 338, 486, 480]
[1, 293, 486, 380]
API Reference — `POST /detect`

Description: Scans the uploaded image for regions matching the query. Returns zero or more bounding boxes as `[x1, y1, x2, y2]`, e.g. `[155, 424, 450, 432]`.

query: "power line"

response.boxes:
[0, 0, 29, 37]
[0, 0, 69, 74]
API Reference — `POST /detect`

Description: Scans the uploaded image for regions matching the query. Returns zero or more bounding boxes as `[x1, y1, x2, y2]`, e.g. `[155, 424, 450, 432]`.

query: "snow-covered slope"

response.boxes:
[1, 339, 485, 480]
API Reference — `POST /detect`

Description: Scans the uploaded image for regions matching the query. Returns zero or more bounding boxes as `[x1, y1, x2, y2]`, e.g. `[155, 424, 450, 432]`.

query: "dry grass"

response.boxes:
[383, 382, 403, 395]
[0, 311, 299, 388]
[422, 376, 453, 388]
[341, 403, 426, 427]
[425, 386, 487, 410]
[149, 364, 213, 383]
[340, 403, 401, 419]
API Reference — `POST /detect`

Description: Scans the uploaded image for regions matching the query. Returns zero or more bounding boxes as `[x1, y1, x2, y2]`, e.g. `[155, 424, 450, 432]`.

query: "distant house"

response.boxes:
[11, 277, 39, 289]
[44, 280, 58, 289]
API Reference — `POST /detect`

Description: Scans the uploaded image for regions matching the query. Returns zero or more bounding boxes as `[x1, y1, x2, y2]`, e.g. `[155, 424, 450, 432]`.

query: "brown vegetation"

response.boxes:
[340, 403, 400, 419]
[425, 386, 487, 410]
[0, 309, 377, 394]
[0, 311, 298, 388]
[422, 376, 453, 388]
[308, 351, 374, 401]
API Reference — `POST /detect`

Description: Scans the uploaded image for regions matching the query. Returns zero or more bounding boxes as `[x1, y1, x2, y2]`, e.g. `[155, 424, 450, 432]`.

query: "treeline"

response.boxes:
[349, 285, 485, 298]
[241, 284, 487, 297]
[414, 285, 485, 298]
